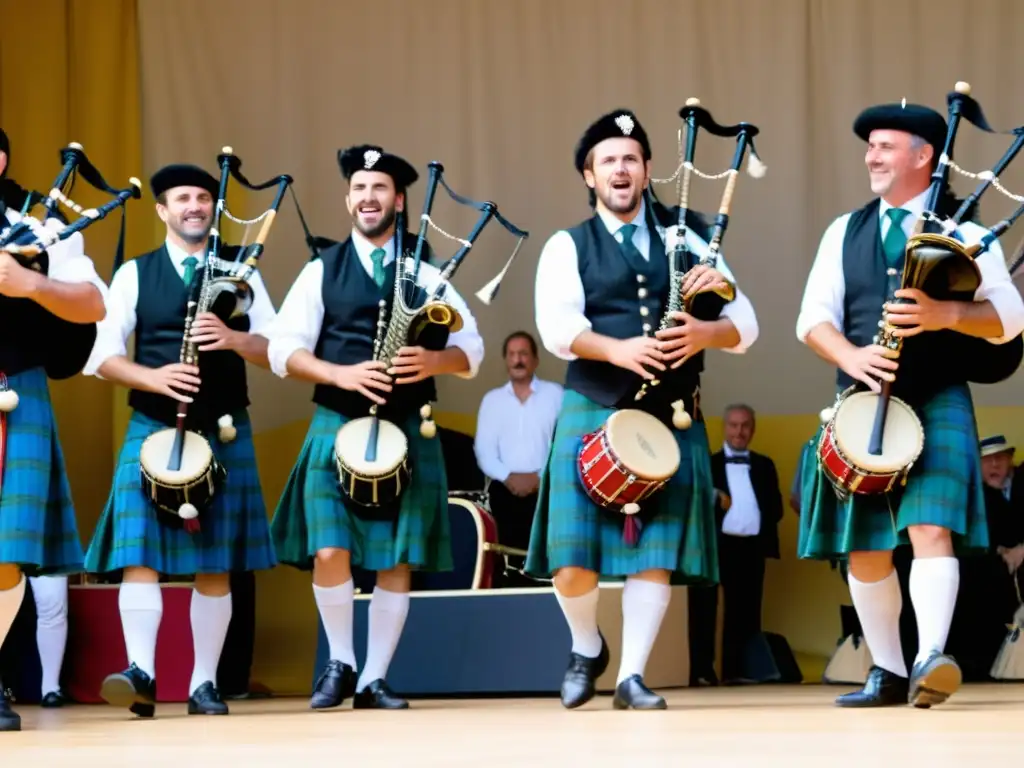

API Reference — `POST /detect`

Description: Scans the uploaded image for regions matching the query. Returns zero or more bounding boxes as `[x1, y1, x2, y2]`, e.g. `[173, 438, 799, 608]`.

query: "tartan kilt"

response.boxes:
[798, 383, 988, 560]
[84, 409, 277, 576]
[0, 367, 84, 576]
[270, 405, 452, 573]
[524, 389, 719, 586]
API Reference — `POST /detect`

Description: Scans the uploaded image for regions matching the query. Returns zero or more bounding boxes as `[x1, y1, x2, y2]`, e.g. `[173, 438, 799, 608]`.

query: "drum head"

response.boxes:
[140, 429, 214, 484]
[605, 409, 681, 480]
[335, 417, 409, 475]
[833, 392, 923, 473]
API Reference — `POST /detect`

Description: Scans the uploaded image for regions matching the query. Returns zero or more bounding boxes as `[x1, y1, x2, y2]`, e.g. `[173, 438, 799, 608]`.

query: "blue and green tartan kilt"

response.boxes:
[798, 383, 988, 561]
[270, 405, 452, 573]
[84, 410, 277, 576]
[0, 367, 84, 576]
[524, 389, 719, 586]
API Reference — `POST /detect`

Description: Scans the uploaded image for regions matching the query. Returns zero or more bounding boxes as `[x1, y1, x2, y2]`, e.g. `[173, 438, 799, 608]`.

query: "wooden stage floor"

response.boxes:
[4, 683, 1023, 766]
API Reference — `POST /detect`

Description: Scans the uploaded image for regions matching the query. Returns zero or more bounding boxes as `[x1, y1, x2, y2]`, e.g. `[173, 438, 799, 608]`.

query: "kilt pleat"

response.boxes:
[524, 389, 719, 586]
[798, 383, 988, 560]
[0, 367, 84, 576]
[270, 405, 452, 573]
[84, 410, 277, 575]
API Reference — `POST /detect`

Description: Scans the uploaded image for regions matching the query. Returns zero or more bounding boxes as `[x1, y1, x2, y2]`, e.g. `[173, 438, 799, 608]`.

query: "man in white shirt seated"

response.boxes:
[474, 331, 563, 555]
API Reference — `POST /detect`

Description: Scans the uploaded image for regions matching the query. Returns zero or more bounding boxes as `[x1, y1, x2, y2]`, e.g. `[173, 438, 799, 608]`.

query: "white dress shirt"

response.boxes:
[721, 444, 761, 537]
[474, 376, 564, 482]
[266, 227, 484, 379]
[796, 187, 1024, 344]
[533, 200, 759, 361]
[83, 238, 277, 377]
[2, 209, 108, 297]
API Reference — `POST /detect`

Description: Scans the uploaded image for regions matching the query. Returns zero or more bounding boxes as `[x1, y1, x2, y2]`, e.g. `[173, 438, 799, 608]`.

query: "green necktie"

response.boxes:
[182, 255, 198, 287]
[370, 248, 387, 288]
[882, 208, 911, 268]
[616, 223, 640, 259]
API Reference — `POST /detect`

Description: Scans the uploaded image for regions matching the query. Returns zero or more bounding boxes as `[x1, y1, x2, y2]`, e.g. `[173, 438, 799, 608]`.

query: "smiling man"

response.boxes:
[795, 101, 1024, 709]
[82, 163, 278, 720]
[266, 144, 484, 712]
[526, 108, 759, 710]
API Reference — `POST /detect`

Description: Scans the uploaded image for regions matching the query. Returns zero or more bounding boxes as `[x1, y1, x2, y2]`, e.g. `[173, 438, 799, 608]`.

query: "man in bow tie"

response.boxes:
[688, 403, 782, 685]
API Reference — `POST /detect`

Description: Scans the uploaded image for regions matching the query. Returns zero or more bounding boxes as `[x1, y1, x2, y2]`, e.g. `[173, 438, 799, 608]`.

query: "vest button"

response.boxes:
[637, 287, 648, 299]
[636, 274, 645, 283]
[640, 306, 649, 317]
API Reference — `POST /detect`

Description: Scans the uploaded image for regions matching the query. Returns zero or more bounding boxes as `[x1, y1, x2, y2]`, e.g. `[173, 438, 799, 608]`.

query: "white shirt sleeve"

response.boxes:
[473, 390, 511, 483]
[415, 260, 484, 379]
[533, 230, 592, 361]
[83, 260, 138, 378]
[956, 222, 1024, 344]
[243, 269, 277, 338]
[796, 214, 850, 343]
[265, 259, 325, 379]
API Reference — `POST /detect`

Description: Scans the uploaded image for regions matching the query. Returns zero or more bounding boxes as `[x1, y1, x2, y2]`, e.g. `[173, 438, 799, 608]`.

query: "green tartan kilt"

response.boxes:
[798, 383, 988, 560]
[84, 409, 277, 576]
[270, 405, 452, 573]
[0, 367, 84, 576]
[525, 389, 719, 586]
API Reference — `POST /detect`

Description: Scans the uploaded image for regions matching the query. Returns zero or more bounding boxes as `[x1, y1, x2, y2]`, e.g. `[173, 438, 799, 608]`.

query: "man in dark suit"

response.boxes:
[688, 404, 783, 685]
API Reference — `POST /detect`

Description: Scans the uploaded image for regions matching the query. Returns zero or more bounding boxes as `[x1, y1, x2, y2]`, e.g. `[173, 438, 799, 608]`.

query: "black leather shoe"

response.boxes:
[40, 690, 67, 708]
[0, 682, 19, 732]
[690, 669, 719, 687]
[100, 663, 157, 718]
[560, 635, 610, 709]
[310, 659, 357, 710]
[835, 665, 909, 708]
[613, 675, 667, 710]
[909, 653, 961, 709]
[188, 681, 229, 715]
[353, 679, 408, 709]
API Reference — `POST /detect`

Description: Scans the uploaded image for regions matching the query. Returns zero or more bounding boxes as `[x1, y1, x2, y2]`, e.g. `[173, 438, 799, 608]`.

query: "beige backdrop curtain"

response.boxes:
[137, 0, 1024, 431]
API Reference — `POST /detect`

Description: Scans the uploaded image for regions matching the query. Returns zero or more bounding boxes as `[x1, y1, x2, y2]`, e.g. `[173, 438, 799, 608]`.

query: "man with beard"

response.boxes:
[82, 164, 278, 718]
[526, 109, 759, 710]
[0, 128, 108, 732]
[796, 102, 1024, 708]
[266, 144, 484, 710]
[474, 331, 562, 556]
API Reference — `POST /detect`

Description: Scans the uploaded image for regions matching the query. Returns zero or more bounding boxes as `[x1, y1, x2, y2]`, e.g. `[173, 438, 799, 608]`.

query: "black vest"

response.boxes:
[311, 239, 437, 420]
[564, 205, 711, 411]
[127, 246, 251, 428]
[0, 206, 55, 375]
[840, 198, 970, 401]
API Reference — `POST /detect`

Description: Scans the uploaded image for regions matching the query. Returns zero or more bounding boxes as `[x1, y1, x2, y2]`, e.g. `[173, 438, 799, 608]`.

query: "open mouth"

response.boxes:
[610, 178, 632, 193]
[359, 205, 382, 222]
[183, 214, 207, 227]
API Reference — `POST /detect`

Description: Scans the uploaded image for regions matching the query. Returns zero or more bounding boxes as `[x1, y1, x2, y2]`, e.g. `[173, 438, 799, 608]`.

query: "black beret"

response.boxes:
[574, 109, 651, 174]
[150, 163, 219, 199]
[338, 144, 418, 191]
[853, 102, 947, 154]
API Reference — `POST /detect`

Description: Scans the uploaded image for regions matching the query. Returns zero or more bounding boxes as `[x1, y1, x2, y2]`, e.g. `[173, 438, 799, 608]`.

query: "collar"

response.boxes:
[724, 444, 750, 458]
[596, 198, 646, 236]
[350, 226, 396, 265]
[164, 237, 207, 267]
[878, 187, 930, 223]
[504, 375, 539, 395]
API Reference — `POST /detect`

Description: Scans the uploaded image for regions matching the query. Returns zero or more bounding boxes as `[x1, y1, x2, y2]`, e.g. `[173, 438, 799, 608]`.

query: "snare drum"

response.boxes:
[139, 427, 225, 530]
[577, 408, 681, 512]
[817, 388, 924, 496]
[334, 416, 411, 514]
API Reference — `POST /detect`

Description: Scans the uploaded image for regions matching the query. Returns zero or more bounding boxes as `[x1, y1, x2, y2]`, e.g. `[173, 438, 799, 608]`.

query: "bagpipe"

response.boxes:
[137, 147, 294, 532]
[332, 160, 529, 519]
[0, 142, 141, 409]
[818, 82, 1024, 500]
[578, 99, 766, 547]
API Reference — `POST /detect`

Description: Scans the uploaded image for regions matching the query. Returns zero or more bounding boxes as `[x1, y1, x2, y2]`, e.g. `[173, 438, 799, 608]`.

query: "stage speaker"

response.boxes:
[739, 631, 803, 684]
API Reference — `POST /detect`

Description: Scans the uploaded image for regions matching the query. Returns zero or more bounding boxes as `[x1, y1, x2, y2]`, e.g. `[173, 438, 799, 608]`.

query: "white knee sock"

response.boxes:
[848, 569, 907, 678]
[0, 575, 26, 652]
[118, 582, 163, 679]
[189, 590, 233, 697]
[30, 576, 68, 696]
[554, 586, 603, 658]
[313, 580, 356, 668]
[617, 578, 671, 684]
[909, 556, 959, 668]
[356, 587, 409, 692]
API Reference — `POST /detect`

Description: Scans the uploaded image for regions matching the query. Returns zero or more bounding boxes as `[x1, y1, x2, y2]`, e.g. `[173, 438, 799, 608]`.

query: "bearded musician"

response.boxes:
[796, 103, 1024, 709]
[0, 128, 108, 732]
[82, 164, 278, 718]
[525, 109, 759, 710]
[266, 145, 483, 711]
